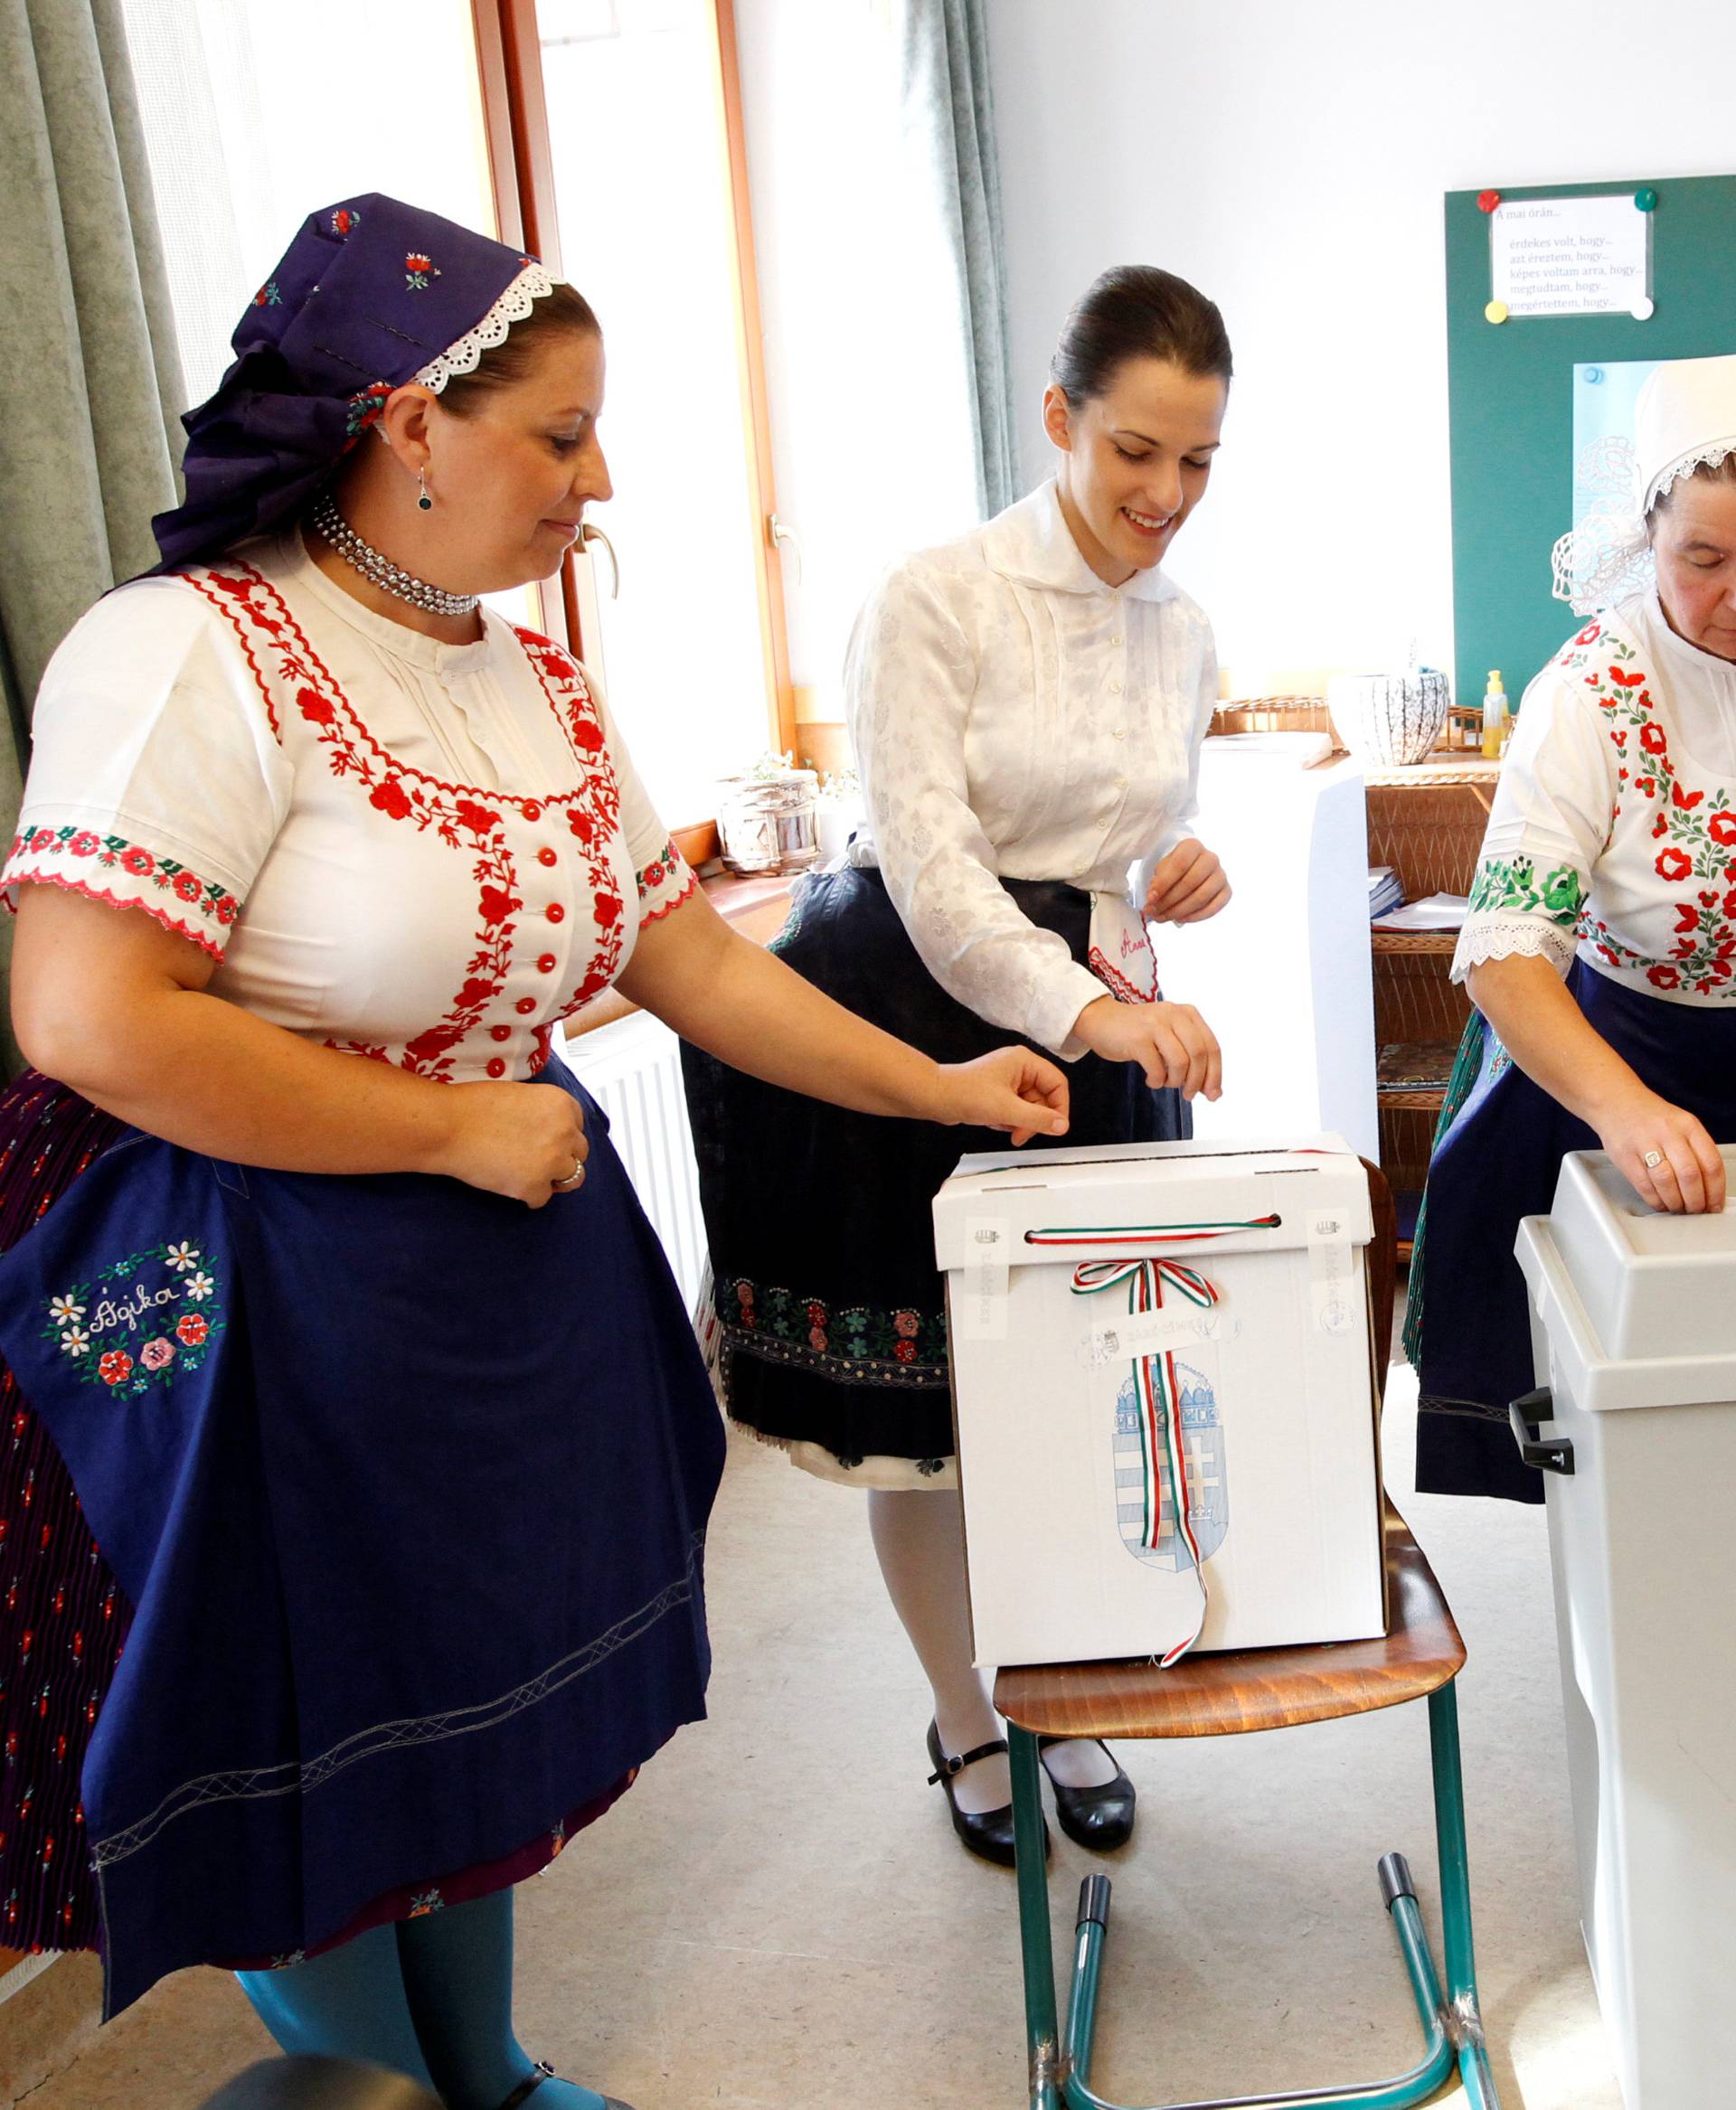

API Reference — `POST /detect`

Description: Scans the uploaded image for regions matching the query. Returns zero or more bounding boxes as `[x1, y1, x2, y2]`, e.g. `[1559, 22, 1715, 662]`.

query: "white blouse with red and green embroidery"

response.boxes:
[1, 531, 696, 1080]
[1453, 591, 1736, 1004]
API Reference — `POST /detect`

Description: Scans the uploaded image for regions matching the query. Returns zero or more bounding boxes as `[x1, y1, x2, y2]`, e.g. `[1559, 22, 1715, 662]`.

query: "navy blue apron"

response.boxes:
[0, 1060, 724, 2014]
[1410, 960, 1736, 1502]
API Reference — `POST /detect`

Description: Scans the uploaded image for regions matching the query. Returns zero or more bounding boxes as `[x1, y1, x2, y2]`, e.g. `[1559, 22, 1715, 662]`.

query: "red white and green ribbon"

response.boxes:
[1036, 1214, 1275, 1669]
[1071, 1255, 1213, 1667]
[1025, 1214, 1279, 1249]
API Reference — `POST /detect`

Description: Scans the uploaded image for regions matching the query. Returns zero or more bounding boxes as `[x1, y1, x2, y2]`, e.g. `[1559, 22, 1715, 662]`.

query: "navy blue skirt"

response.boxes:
[0, 1057, 724, 2014]
[1409, 961, 1736, 1502]
[681, 864, 1187, 1465]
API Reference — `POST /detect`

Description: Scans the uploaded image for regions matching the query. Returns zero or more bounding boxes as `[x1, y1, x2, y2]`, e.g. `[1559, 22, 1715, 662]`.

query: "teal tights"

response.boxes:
[237, 1888, 605, 2110]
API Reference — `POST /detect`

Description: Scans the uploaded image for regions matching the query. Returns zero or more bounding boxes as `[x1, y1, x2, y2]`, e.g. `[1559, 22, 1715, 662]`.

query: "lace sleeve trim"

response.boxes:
[1450, 914, 1576, 984]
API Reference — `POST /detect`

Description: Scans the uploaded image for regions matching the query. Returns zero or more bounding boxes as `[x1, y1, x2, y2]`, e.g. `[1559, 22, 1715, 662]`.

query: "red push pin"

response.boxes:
[1477, 189, 1501, 213]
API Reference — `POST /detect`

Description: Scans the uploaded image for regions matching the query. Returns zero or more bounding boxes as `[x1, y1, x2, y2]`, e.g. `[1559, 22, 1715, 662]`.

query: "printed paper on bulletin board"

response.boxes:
[1445, 174, 1736, 714]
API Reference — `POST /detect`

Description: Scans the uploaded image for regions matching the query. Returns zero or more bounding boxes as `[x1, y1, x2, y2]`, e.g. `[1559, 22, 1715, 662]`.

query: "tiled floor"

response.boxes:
[17, 1357, 1619, 2108]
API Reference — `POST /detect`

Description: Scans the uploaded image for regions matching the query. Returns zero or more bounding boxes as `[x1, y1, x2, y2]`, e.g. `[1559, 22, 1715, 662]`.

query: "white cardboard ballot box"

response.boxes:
[932, 1135, 1387, 1670]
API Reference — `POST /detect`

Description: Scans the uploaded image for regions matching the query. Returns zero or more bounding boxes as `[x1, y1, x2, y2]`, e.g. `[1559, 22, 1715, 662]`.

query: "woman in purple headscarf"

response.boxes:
[0, 197, 1066, 2107]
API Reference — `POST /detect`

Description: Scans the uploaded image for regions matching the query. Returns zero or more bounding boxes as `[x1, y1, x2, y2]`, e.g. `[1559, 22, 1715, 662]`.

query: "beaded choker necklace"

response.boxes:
[309, 495, 480, 617]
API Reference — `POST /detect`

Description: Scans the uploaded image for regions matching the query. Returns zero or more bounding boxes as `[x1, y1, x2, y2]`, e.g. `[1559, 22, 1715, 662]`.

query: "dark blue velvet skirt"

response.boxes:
[1409, 960, 1736, 1502]
[0, 1056, 724, 2013]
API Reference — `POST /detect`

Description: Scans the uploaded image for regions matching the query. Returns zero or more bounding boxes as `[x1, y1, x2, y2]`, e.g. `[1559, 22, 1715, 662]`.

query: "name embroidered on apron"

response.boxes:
[1087, 892, 1160, 1003]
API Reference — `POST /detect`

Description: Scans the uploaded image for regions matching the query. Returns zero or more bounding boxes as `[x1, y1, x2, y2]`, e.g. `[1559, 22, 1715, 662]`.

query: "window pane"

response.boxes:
[734, 0, 982, 718]
[123, 0, 497, 405]
[537, 0, 771, 824]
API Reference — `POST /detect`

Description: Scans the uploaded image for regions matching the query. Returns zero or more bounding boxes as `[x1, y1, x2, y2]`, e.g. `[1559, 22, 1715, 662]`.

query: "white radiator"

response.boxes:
[562, 1011, 708, 1307]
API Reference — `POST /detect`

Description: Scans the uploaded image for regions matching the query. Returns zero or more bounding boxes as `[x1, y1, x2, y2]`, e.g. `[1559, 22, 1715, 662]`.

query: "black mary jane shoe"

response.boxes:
[1037, 1734, 1137, 1851]
[926, 1719, 1050, 1868]
[495, 2064, 637, 2110]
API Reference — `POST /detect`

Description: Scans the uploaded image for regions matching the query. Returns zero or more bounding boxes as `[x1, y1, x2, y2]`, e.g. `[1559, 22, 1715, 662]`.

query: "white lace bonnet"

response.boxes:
[1552, 353, 1736, 615]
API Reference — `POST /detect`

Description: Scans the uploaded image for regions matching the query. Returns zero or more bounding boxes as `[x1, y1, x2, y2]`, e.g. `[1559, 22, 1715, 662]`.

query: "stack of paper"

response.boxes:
[1372, 891, 1468, 933]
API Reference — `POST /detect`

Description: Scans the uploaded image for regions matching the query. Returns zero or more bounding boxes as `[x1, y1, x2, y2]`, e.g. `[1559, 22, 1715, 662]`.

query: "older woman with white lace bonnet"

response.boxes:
[1407, 353, 1736, 1504]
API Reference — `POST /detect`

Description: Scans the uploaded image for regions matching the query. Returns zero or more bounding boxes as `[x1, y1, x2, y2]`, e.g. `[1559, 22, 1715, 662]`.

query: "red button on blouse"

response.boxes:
[523, 801, 542, 822]
[515, 997, 537, 1013]
[536, 953, 557, 974]
[490, 1025, 511, 1042]
[545, 902, 565, 924]
[537, 847, 558, 868]
[486, 1058, 506, 1079]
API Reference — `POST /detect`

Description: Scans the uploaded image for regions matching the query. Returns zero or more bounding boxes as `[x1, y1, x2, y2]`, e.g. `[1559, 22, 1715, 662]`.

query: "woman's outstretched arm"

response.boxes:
[1467, 951, 1725, 1212]
[615, 886, 1070, 1144]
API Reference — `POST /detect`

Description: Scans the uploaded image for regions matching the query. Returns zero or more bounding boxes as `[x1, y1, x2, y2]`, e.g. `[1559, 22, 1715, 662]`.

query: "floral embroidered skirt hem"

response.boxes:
[0, 1056, 725, 2014]
[1407, 959, 1736, 1502]
[680, 864, 1187, 1473]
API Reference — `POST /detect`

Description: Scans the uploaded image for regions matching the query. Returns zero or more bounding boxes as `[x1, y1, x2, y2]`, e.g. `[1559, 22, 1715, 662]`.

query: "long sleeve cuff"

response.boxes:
[1026, 957, 1111, 1060]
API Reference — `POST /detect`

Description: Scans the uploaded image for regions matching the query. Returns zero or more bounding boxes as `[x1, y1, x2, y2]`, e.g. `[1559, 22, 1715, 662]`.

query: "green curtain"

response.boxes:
[0, 0, 185, 1077]
[897, 0, 1018, 520]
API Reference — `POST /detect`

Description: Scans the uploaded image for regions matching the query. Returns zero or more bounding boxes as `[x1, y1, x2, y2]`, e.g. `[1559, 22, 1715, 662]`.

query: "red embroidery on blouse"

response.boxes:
[1556, 626, 1736, 995]
[180, 565, 629, 1078]
[4, 825, 241, 954]
[1, 865, 225, 961]
[512, 630, 631, 1021]
[637, 866, 697, 928]
[632, 835, 696, 928]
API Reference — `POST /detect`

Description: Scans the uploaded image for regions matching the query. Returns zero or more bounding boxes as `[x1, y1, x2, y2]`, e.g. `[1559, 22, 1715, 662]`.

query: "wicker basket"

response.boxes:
[1209, 695, 1338, 740]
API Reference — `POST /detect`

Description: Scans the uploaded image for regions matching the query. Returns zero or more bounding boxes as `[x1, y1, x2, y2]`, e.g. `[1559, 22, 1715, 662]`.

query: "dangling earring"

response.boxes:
[417, 468, 432, 513]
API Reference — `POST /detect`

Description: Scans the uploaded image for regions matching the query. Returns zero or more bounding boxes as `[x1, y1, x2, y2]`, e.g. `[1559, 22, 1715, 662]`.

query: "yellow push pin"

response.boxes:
[1485, 300, 1510, 325]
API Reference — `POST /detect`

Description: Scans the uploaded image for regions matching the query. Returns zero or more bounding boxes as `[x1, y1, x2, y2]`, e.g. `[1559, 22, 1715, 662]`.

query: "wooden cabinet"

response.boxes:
[1363, 758, 1499, 1252]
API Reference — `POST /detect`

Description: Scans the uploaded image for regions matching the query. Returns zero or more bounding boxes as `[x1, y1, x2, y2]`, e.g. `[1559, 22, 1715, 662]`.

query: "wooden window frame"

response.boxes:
[469, 0, 795, 863]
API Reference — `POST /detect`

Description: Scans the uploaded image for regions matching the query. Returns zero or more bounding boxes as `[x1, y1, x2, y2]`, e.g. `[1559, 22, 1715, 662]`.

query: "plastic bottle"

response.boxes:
[1480, 670, 1508, 759]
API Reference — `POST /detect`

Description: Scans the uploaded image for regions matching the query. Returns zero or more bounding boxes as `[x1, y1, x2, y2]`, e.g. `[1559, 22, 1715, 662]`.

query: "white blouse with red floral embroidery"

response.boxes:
[1453, 592, 1736, 1004]
[2, 532, 695, 1080]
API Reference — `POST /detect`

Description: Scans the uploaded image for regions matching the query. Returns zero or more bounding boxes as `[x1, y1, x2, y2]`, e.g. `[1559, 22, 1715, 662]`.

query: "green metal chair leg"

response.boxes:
[1057, 1863, 1456, 2110]
[1429, 1681, 1499, 2109]
[1010, 1724, 1062, 2110]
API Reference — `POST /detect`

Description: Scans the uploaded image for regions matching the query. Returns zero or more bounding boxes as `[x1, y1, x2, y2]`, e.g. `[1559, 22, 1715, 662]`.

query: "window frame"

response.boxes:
[469, 0, 797, 856]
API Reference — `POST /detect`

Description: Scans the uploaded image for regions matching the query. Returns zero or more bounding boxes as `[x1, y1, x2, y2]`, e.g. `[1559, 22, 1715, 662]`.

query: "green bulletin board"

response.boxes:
[1445, 174, 1736, 711]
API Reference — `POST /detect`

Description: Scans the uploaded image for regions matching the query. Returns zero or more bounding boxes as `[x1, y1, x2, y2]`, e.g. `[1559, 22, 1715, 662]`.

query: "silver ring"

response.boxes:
[1643, 1149, 1664, 1169]
[552, 1158, 586, 1192]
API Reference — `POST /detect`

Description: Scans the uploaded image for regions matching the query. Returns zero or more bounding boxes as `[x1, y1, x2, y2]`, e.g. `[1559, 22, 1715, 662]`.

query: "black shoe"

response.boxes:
[926, 1719, 1050, 1868]
[1037, 1735, 1137, 1851]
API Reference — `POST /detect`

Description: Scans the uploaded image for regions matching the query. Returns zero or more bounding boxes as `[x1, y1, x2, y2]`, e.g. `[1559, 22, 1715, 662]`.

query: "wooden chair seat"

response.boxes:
[995, 1499, 1464, 1743]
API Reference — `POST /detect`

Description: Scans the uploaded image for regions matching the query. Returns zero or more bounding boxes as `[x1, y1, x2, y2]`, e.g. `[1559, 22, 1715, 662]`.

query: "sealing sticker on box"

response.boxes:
[954, 1216, 1010, 1341]
[1079, 1308, 1239, 1369]
[1307, 1209, 1354, 1333]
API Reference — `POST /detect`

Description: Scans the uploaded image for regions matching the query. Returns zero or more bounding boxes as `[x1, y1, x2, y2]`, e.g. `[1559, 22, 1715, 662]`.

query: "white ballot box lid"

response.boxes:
[932, 1132, 1371, 1274]
[1517, 1146, 1736, 1412]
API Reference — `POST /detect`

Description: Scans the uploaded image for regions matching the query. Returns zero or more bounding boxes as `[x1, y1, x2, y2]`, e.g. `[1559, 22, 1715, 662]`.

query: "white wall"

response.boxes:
[986, 0, 1736, 698]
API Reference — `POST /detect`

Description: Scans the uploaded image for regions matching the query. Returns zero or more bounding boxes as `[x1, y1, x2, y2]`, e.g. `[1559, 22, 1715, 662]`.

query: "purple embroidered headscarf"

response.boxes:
[149, 194, 552, 571]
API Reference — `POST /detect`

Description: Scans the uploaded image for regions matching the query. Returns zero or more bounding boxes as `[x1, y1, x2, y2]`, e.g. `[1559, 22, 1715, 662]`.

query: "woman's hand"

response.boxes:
[929, 1047, 1071, 1146]
[435, 1081, 592, 1208]
[1144, 838, 1231, 923]
[1590, 1081, 1726, 1214]
[1073, 994, 1222, 1100]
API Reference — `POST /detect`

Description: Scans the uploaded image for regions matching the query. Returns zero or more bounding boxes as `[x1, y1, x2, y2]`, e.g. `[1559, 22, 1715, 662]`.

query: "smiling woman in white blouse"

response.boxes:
[1408, 353, 1736, 1507]
[684, 267, 1237, 1868]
